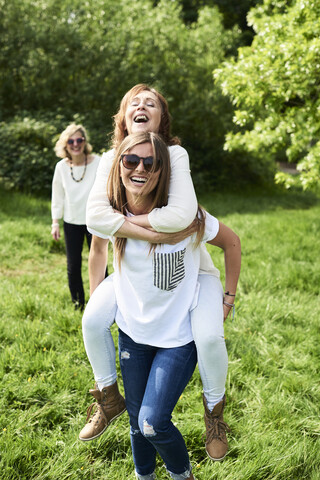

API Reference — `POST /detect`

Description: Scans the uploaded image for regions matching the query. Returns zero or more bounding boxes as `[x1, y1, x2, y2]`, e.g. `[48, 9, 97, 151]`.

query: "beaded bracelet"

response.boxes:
[224, 291, 236, 297]
[223, 300, 235, 320]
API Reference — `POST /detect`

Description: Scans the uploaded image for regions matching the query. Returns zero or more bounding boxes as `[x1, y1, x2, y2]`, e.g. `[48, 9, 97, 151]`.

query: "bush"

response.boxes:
[0, 0, 249, 194]
[214, 0, 320, 192]
[0, 115, 60, 196]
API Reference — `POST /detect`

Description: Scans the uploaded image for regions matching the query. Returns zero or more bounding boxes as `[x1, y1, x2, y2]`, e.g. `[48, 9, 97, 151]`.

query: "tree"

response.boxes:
[0, 0, 241, 194]
[154, 0, 260, 36]
[214, 0, 320, 191]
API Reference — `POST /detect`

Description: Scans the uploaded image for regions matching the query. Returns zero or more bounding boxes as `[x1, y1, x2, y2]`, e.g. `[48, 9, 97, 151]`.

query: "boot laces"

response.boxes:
[85, 402, 107, 424]
[204, 415, 231, 444]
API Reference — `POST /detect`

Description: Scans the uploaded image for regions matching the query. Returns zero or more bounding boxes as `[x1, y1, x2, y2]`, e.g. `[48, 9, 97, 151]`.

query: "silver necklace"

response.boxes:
[70, 155, 87, 182]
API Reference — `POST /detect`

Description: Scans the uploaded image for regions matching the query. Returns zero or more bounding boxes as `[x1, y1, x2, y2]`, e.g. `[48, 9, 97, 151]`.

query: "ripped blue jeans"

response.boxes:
[118, 329, 197, 479]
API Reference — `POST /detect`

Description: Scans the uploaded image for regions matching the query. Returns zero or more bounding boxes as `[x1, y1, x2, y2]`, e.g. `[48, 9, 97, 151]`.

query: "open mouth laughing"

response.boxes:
[134, 114, 149, 123]
[130, 176, 148, 185]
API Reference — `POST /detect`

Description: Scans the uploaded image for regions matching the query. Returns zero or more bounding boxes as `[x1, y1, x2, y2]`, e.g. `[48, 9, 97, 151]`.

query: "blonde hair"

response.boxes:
[54, 123, 93, 159]
[111, 84, 180, 149]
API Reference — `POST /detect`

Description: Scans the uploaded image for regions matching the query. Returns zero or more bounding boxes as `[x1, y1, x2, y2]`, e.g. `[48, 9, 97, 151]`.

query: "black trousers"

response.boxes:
[63, 222, 108, 309]
[63, 221, 92, 308]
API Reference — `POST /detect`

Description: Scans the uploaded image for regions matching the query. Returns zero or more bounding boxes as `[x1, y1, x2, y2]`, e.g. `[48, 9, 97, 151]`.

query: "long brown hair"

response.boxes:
[111, 84, 180, 149]
[108, 132, 171, 264]
[108, 132, 205, 266]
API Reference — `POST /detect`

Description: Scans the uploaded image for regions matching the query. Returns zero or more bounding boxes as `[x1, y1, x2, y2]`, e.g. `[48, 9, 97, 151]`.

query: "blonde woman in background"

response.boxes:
[51, 124, 103, 310]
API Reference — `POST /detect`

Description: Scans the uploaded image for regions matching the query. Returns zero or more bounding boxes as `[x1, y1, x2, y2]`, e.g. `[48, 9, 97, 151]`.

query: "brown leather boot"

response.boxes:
[203, 394, 230, 461]
[79, 382, 126, 441]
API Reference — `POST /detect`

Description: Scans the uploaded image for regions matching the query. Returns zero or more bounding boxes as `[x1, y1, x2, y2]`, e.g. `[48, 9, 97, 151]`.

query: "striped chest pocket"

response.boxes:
[153, 248, 186, 291]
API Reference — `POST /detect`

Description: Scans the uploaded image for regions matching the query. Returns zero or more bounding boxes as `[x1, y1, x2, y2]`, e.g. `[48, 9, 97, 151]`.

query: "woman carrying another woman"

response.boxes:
[81, 85, 241, 463]
[89, 131, 240, 480]
[51, 124, 102, 310]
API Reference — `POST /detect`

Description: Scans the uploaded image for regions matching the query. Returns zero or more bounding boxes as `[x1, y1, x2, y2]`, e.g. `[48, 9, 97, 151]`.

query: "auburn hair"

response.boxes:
[111, 84, 180, 149]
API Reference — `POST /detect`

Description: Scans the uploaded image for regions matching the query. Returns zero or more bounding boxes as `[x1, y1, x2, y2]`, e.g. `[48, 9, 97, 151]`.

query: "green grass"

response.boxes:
[0, 185, 319, 480]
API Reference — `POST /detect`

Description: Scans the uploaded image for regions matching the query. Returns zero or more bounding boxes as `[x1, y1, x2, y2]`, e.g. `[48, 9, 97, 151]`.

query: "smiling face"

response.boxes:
[120, 142, 161, 211]
[65, 130, 86, 159]
[124, 91, 162, 135]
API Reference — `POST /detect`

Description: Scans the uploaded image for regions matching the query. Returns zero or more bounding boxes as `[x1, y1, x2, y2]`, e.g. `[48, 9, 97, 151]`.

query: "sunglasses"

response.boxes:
[67, 137, 85, 146]
[121, 154, 158, 172]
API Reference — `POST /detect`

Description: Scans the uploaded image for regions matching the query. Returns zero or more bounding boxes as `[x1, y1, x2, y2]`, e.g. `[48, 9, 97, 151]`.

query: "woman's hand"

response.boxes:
[223, 292, 236, 321]
[154, 219, 198, 245]
[115, 217, 198, 245]
[51, 224, 60, 241]
[223, 302, 232, 322]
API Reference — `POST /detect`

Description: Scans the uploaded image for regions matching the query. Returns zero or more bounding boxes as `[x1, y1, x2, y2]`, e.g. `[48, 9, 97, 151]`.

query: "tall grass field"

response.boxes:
[0, 185, 319, 480]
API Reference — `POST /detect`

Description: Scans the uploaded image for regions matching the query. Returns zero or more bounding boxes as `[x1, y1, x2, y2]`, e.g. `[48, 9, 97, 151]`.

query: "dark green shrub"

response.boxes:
[1, 0, 272, 193]
[0, 115, 59, 196]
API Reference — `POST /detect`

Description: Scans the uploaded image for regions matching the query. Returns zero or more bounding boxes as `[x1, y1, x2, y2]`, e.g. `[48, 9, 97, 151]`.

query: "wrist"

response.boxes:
[223, 300, 235, 320]
[148, 230, 161, 244]
[51, 223, 59, 228]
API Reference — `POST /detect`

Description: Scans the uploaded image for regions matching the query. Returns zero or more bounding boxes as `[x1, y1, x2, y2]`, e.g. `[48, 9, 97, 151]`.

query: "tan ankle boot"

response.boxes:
[203, 394, 230, 461]
[79, 382, 126, 441]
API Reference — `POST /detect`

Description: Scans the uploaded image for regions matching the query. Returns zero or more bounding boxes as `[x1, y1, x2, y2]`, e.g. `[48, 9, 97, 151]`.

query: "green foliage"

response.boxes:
[150, 6, 241, 187]
[1, 186, 320, 479]
[0, 115, 59, 196]
[211, 0, 261, 32]
[155, 0, 260, 35]
[0, 0, 246, 195]
[0, 111, 98, 196]
[214, 0, 320, 192]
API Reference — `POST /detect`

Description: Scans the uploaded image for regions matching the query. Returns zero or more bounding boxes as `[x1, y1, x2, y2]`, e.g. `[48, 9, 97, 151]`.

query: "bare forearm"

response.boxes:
[118, 208, 195, 233]
[115, 218, 198, 245]
[208, 223, 241, 291]
[207, 222, 241, 320]
[115, 219, 159, 242]
[224, 237, 241, 295]
[221, 233, 241, 320]
[88, 240, 108, 295]
[126, 214, 151, 229]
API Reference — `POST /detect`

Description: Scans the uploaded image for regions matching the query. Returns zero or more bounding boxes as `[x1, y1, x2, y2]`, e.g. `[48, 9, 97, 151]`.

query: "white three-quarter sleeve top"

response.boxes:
[86, 146, 218, 276]
[51, 155, 100, 225]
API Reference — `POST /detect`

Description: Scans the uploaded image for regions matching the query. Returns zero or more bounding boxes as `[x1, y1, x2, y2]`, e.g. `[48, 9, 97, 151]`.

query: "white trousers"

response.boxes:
[82, 274, 228, 410]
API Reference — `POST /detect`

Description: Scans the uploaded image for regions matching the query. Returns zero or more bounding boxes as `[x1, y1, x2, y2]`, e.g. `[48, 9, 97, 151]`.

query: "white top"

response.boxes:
[86, 146, 219, 276]
[112, 211, 220, 348]
[51, 155, 100, 225]
[86, 145, 197, 236]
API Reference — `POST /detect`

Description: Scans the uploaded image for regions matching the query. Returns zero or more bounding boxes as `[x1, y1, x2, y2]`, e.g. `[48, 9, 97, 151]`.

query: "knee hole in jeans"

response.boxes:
[120, 350, 131, 360]
[142, 419, 156, 437]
